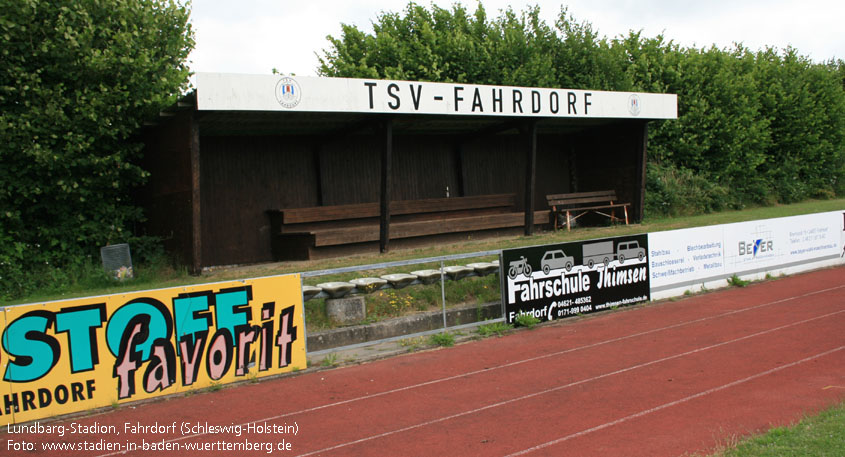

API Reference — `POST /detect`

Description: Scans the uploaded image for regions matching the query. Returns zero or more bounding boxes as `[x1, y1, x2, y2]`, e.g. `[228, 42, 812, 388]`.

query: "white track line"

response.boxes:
[91, 284, 844, 457]
[292, 310, 845, 457]
[505, 346, 845, 456]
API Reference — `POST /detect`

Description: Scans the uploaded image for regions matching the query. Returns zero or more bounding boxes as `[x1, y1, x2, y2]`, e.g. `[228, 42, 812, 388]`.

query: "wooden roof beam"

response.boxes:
[455, 120, 523, 146]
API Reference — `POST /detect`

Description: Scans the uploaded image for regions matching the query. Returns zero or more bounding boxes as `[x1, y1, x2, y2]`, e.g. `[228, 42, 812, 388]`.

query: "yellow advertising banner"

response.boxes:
[0, 274, 305, 425]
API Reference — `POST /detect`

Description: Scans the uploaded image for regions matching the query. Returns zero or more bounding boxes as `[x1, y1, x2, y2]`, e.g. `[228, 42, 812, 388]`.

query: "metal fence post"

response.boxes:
[440, 260, 447, 329]
[300, 274, 309, 354]
[499, 251, 507, 325]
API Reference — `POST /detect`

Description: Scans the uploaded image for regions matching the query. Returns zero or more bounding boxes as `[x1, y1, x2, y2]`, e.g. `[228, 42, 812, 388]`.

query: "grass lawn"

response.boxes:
[710, 401, 845, 456]
[7, 197, 845, 307]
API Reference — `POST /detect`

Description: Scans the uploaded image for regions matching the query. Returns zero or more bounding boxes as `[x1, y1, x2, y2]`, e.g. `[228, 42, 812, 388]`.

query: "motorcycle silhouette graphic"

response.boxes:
[507, 256, 532, 279]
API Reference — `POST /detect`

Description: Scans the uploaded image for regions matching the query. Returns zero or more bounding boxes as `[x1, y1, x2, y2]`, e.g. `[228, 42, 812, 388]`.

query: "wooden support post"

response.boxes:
[380, 118, 393, 253]
[314, 145, 323, 206]
[634, 121, 649, 223]
[189, 112, 202, 274]
[453, 141, 466, 197]
[524, 120, 538, 236]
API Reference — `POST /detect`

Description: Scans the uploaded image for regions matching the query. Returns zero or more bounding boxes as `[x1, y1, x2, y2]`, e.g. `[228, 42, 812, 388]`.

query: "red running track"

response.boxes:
[5, 266, 844, 457]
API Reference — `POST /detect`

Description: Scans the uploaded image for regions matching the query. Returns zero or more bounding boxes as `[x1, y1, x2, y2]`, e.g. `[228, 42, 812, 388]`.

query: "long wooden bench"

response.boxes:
[546, 190, 630, 231]
[268, 194, 549, 260]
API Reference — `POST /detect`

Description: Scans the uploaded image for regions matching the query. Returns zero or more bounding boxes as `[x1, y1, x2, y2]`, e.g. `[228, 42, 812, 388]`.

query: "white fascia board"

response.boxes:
[196, 72, 678, 120]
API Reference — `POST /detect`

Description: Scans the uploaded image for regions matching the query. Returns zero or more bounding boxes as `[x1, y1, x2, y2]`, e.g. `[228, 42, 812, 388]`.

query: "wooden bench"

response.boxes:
[546, 190, 630, 231]
[268, 194, 549, 260]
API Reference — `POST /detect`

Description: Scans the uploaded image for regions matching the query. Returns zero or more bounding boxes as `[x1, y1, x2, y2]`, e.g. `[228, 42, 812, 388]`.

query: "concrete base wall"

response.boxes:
[307, 302, 502, 352]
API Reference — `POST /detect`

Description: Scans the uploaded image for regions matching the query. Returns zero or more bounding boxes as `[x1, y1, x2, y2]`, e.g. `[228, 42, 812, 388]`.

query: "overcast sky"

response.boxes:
[188, 0, 843, 78]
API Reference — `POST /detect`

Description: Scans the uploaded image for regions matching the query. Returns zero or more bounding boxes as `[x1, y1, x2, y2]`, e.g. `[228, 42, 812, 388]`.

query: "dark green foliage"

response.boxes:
[644, 162, 730, 217]
[429, 332, 455, 347]
[513, 313, 541, 328]
[319, 2, 845, 215]
[0, 0, 193, 300]
[657, 46, 771, 202]
[727, 274, 750, 288]
[319, 4, 623, 89]
[477, 321, 512, 337]
[754, 49, 845, 202]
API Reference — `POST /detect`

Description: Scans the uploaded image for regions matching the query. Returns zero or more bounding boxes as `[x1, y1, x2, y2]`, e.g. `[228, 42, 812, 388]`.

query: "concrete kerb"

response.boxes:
[307, 302, 502, 353]
[307, 317, 508, 368]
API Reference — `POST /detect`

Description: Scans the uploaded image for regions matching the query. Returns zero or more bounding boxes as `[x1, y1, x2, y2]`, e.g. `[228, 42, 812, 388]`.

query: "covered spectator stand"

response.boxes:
[140, 74, 677, 271]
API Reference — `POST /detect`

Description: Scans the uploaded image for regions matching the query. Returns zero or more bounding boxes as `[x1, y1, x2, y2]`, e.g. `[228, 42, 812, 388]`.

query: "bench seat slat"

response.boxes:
[546, 190, 617, 200]
[269, 193, 548, 260]
[310, 211, 550, 247]
[559, 203, 629, 212]
[274, 211, 548, 247]
[272, 194, 517, 224]
[547, 195, 620, 207]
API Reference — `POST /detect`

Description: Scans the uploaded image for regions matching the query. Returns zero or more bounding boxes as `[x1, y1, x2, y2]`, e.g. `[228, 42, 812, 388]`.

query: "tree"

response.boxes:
[664, 45, 771, 202]
[0, 0, 194, 299]
[318, 2, 845, 216]
[319, 2, 507, 84]
[317, 3, 620, 90]
[754, 48, 845, 202]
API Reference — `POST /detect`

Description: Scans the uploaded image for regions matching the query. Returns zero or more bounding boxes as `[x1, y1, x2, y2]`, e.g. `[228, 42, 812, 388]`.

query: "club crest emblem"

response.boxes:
[628, 94, 641, 116]
[275, 77, 302, 109]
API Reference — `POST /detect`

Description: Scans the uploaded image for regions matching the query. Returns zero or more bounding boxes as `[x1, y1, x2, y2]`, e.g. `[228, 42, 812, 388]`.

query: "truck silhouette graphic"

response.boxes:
[582, 240, 646, 268]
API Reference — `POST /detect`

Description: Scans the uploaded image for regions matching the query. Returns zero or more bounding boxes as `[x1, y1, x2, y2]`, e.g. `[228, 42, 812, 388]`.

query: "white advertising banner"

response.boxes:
[195, 73, 678, 120]
[723, 212, 840, 271]
[842, 211, 845, 258]
[648, 225, 725, 291]
[649, 210, 844, 298]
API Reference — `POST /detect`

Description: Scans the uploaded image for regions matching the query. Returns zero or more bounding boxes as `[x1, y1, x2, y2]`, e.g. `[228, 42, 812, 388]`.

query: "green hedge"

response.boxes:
[0, 0, 193, 300]
[319, 2, 845, 212]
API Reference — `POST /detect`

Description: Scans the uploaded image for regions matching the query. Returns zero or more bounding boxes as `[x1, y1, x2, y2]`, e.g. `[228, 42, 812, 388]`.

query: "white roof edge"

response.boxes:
[195, 72, 678, 120]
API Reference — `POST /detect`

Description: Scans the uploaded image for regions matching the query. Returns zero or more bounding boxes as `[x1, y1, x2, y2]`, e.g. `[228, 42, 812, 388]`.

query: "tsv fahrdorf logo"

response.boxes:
[275, 77, 302, 108]
[628, 94, 641, 116]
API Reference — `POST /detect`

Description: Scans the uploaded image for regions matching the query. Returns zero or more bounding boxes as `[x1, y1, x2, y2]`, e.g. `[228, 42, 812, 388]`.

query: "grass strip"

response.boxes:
[7, 198, 844, 307]
[711, 401, 845, 457]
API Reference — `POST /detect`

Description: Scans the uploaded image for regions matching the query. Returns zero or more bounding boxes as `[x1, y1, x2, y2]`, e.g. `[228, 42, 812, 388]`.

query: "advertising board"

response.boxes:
[723, 211, 841, 271]
[648, 211, 844, 298]
[647, 225, 726, 294]
[501, 235, 650, 324]
[0, 275, 305, 425]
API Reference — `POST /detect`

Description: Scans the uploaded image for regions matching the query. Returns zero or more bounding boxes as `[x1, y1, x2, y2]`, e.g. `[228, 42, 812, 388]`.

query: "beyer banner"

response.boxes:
[648, 210, 844, 297]
[0, 275, 305, 425]
[501, 235, 651, 324]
